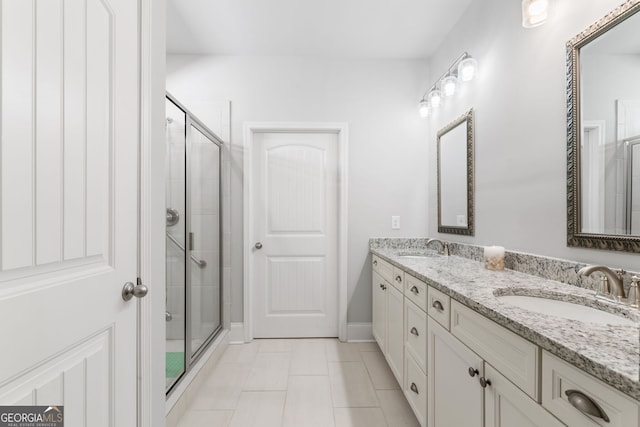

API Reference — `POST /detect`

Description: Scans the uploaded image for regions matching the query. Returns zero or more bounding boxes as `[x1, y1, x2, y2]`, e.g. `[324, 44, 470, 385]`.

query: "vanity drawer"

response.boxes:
[391, 266, 405, 291]
[427, 286, 450, 330]
[405, 298, 427, 373]
[372, 255, 394, 284]
[450, 301, 539, 400]
[405, 353, 427, 427]
[542, 351, 639, 427]
[405, 274, 427, 311]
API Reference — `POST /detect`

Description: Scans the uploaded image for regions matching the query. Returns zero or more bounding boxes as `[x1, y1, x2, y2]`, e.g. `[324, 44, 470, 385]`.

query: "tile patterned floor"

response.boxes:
[176, 339, 420, 427]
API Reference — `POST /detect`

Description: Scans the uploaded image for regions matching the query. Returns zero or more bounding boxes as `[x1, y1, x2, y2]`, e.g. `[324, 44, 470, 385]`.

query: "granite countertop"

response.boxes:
[370, 246, 640, 400]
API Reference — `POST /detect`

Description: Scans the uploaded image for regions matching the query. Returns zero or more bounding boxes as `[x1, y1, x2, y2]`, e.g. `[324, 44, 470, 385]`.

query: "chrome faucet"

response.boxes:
[426, 239, 450, 256]
[577, 265, 626, 301]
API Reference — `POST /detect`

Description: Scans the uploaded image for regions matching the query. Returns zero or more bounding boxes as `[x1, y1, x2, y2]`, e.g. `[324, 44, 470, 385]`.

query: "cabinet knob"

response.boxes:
[410, 382, 419, 394]
[468, 367, 479, 377]
[432, 300, 444, 312]
[479, 377, 491, 388]
[373, 260, 378, 266]
[410, 327, 419, 337]
[395, 275, 402, 283]
[565, 390, 610, 422]
[410, 286, 419, 295]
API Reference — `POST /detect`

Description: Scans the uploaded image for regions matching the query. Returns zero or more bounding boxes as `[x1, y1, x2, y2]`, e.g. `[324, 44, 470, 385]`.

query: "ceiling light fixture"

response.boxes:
[417, 52, 478, 118]
[522, 0, 549, 28]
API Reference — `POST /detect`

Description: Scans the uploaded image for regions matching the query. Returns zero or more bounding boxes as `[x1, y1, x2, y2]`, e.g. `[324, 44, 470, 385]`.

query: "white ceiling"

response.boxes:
[166, 0, 472, 59]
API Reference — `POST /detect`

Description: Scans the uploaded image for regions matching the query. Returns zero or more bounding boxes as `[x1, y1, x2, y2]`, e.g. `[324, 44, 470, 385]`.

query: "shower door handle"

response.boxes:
[255, 242, 263, 250]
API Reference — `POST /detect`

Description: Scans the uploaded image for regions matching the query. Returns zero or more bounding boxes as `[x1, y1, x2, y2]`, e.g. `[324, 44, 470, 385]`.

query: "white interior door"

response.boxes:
[0, 0, 140, 426]
[252, 132, 338, 338]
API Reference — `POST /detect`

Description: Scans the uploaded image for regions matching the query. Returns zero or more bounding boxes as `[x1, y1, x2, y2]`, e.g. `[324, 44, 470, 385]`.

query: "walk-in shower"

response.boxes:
[165, 94, 222, 393]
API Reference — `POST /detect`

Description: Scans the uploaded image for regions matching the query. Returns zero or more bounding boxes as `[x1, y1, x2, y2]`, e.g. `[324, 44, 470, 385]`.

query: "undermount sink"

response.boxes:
[397, 252, 439, 259]
[496, 294, 636, 326]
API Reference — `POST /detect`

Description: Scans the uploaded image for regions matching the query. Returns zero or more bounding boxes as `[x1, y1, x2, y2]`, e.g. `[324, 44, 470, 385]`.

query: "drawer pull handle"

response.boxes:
[565, 390, 610, 422]
[468, 367, 479, 377]
[373, 260, 378, 266]
[379, 283, 387, 290]
[432, 300, 444, 312]
[410, 286, 419, 295]
[410, 382, 419, 394]
[479, 377, 491, 388]
[410, 327, 419, 337]
[395, 275, 402, 283]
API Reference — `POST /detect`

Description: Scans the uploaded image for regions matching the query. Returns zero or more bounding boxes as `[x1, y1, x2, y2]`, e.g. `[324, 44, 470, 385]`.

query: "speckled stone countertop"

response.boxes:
[370, 241, 640, 401]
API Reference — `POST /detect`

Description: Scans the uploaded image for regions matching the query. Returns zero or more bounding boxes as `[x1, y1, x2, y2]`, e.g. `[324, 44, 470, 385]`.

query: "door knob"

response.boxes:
[122, 280, 149, 301]
[255, 242, 263, 249]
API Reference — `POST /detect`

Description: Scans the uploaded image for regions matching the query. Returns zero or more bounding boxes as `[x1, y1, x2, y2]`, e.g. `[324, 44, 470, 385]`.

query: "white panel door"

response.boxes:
[0, 0, 139, 425]
[252, 132, 338, 337]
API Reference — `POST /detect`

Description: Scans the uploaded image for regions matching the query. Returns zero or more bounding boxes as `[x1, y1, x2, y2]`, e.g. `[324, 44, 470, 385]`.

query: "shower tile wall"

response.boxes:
[166, 104, 186, 342]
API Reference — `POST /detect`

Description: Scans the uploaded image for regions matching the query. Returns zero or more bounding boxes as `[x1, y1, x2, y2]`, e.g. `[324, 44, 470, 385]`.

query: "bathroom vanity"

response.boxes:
[370, 239, 640, 427]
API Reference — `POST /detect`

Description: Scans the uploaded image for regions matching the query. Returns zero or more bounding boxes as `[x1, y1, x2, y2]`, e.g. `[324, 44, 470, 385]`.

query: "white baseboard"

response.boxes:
[346, 322, 374, 342]
[228, 321, 372, 342]
[229, 322, 245, 343]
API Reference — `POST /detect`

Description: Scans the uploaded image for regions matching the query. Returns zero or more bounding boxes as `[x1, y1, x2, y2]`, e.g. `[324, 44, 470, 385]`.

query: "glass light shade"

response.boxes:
[458, 57, 478, 82]
[522, 0, 549, 28]
[442, 75, 457, 97]
[418, 100, 430, 118]
[428, 89, 441, 108]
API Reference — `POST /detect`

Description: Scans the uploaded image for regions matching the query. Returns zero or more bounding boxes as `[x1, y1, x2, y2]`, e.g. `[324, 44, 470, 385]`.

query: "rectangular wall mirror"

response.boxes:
[567, 0, 640, 252]
[437, 109, 474, 235]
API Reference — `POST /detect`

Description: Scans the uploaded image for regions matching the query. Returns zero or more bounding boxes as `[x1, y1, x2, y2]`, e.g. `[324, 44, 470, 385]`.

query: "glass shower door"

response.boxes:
[188, 123, 222, 359]
[165, 99, 186, 390]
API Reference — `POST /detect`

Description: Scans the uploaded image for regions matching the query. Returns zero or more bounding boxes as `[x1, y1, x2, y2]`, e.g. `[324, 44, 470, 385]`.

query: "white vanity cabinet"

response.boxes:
[371, 254, 638, 427]
[371, 255, 404, 386]
[542, 351, 639, 427]
[427, 316, 563, 427]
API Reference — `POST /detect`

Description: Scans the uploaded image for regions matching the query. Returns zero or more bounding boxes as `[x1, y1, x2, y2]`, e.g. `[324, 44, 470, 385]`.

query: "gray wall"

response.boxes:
[427, 0, 640, 271]
[167, 56, 431, 323]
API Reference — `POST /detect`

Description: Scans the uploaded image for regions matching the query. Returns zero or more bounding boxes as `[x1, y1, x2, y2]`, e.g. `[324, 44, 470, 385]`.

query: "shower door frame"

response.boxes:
[166, 93, 224, 394]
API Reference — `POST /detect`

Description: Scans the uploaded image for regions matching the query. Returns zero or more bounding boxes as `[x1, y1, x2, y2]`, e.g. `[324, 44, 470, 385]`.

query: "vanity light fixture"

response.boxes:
[522, 0, 549, 28]
[442, 75, 458, 97]
[417, 52, 478, 118]
[418, 100, 430, 118]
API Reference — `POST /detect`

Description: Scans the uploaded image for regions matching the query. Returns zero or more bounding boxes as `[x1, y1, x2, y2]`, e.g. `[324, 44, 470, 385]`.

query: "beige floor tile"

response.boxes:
[257, 338, 294, 353]
[377, 390, 420, 427]
[219, 341, 259, 364]
[189, 363, 251, 410]
[329, 361, 378, 408]
[361, 351, 400, 390]
[289, 341, 328, 375]
[334, 407, 388, 427]
[325, 340, 362, 362]
[283, 376, 335, 427]
[357, 342, 381, 352]
[244, 352, 290, 391]
[177, 410, 233, 427]
[228, 391, 286, 427]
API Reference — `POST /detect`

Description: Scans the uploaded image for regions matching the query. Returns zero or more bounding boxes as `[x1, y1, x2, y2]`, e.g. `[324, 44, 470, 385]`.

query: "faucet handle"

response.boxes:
[627, 276, 640, 308]
[614, 268, 626, 278]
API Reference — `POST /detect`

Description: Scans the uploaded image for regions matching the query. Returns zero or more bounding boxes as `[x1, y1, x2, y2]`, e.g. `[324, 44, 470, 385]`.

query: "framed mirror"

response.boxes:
[567, 0, 640, 252]
[437, 109, 474, 235]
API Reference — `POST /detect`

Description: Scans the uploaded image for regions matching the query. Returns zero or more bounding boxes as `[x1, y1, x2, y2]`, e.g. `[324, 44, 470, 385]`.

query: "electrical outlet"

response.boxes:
[391, 216, 400, 230]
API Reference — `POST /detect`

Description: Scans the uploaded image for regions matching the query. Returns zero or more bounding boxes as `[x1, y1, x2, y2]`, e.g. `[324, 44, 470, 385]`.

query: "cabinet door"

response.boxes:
[428, 318, 483, 427]
[372, 271, 387, 353]
[386, 284, 404, 385]
[485, 364, 564, 427]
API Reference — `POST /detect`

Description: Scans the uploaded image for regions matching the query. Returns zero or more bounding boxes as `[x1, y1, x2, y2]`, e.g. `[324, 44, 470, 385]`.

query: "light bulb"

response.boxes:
[522, 0, 549, 28]
[428, 89, 441, 108]
[418, 100, 430, 118]
[458, 57, 478, 82]
[442, 75, 457, 97]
